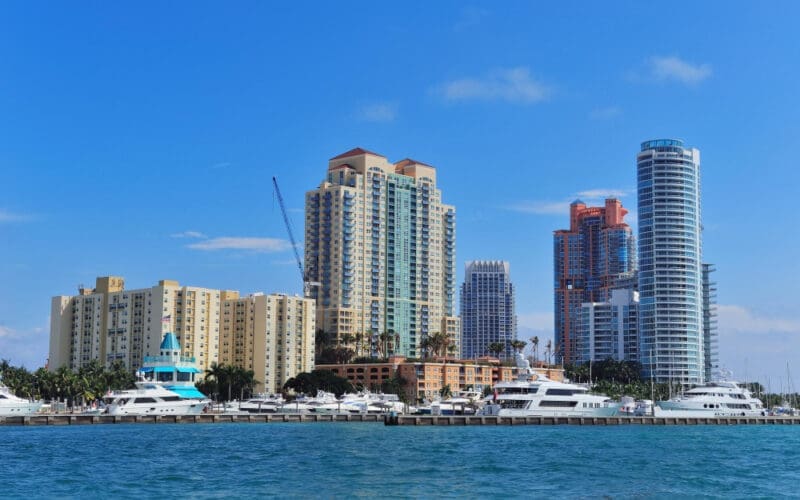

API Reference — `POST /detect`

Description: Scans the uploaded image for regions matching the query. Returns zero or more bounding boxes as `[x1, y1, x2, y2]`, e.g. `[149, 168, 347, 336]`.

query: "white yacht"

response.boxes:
[103, 382, 207, 416]
[340, 391, 409, 414]
[0, 383, 43, 416]
[655, 381, 766, 417]
[280, 391, 343, 414]
[239, 394, 285, 414]
[429, 390, 484, 416]
[481, 353, 619, 417]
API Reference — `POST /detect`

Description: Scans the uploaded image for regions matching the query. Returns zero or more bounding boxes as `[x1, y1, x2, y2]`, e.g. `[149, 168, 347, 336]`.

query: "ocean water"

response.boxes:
[2, 423, 799, 498]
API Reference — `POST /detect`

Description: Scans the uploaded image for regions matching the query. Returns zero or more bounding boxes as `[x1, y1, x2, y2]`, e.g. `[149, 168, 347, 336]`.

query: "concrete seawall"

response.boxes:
[3, 414, 800, 426]
[384, 415, 800, 426]
[0, 413, 382, 426]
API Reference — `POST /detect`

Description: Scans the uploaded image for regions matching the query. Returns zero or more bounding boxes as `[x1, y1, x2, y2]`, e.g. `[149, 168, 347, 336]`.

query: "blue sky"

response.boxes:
[1, 2, 799, 388]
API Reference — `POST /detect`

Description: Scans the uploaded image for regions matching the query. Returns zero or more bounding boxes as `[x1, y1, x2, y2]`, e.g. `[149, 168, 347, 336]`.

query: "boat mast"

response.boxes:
[650, 348, 655, 416]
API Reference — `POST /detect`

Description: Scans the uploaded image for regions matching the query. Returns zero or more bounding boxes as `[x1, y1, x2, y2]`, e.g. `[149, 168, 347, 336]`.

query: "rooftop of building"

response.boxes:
[640, 138, 685, 151]
[329, 147, 386, 161]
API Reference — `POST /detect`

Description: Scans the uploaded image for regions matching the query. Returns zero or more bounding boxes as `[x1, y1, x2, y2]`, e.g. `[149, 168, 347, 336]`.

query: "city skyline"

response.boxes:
[2, 3, 799, 388]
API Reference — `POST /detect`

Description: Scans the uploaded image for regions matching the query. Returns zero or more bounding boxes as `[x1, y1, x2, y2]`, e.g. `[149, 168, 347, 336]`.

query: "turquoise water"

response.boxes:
[2, 423, 799, 498]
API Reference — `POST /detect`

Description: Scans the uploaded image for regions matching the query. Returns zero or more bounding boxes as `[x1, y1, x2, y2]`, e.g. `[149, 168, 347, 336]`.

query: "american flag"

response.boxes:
[161, 315, 171, 323]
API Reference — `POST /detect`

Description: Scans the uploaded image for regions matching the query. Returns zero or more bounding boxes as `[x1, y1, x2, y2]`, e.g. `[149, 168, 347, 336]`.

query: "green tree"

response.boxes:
[530, 336, 539, 362]
[283, 370, 354, 397]
[510, 340, 527, 353]
[487, 342, 505, 359]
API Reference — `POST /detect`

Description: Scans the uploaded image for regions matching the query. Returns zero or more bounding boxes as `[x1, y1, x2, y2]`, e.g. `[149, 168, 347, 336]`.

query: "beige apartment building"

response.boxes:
[49, 277, 315, 393]
[305, 148, 459, 358]
[220, 293, 315, 394]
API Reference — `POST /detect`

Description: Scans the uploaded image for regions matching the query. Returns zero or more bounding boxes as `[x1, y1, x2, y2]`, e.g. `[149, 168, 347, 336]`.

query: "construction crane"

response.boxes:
[272, 176, 320, 298]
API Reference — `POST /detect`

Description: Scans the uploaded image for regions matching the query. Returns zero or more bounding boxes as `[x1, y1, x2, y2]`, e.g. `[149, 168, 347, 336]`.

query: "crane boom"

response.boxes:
[272, 176, 305, 284]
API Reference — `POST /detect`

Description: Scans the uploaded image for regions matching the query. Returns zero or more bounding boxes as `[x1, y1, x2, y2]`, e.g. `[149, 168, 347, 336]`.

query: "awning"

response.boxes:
[176, 367, 201, 373]
[154, 366, 173, 373]
[165, 385, 208, 399]
[139, 367, 154, 373]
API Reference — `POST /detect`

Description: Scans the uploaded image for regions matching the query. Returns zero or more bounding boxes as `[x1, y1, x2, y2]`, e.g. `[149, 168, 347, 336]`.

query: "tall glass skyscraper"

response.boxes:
[637, 139, 704, 384]
[554, 199, 636, 365]
[460, 261, 516, 360]
[305, 148, 459, 357]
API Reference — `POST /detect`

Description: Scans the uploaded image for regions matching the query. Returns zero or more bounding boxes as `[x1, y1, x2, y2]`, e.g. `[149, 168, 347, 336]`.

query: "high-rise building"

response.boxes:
[554, 198, 636, 364]
[579, 289, 639, 363]
[460, 261, 517, 360]
[49, 277, 315, 390]
[50, 277, 228, 373]
[637, 139, 704, 384]
[702, 263, 719, 382]
[220, 293, 315, 394]
[305, 148, 458, 357]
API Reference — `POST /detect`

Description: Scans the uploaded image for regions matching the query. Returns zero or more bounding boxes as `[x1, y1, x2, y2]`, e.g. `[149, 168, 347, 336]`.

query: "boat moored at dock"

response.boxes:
[0, 382, 43, 416]
[655, 380, 766, 417]
[481, 353, 619, 417]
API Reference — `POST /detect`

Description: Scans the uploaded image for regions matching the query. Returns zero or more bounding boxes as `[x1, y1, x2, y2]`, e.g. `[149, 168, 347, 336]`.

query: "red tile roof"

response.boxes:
[395, 158, 435, 168]
[329, 147, 386, 161]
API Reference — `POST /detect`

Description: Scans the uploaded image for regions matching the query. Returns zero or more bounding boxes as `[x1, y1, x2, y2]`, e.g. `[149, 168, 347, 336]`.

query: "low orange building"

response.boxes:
[317, 356, 564, 402]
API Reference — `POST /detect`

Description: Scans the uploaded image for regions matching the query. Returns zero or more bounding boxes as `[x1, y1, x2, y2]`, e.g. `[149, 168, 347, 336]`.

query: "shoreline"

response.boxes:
[4, 413, 800, 427]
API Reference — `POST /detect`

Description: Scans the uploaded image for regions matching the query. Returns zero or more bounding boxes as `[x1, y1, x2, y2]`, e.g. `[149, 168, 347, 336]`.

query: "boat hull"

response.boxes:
[0, 401, 44, 416]
[654, 407, 765, 418]
[106, 401, 206, 416]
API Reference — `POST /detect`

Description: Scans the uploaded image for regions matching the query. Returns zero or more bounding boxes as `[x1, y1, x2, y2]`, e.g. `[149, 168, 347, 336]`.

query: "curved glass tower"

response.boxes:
[637, 139, 703, 384]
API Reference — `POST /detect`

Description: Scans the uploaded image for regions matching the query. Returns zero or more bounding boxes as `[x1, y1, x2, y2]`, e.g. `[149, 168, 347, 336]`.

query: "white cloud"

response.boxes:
[648, 56, 712, 85]
[170, 231, 207, 239]
[356, 102, 398, 123]
[505, 201, 570, 215]
[576, 188, 631, 199]
[718, 305, 800, 335]
[187, 237, 292, 253]
[440, 67, 550, 104]
[0, 325, 15, 338]
[0, 209, 32, 223]
[506, 188, 632, 216]
[589, 106, 621, 120]
[454, 6, 489, 32]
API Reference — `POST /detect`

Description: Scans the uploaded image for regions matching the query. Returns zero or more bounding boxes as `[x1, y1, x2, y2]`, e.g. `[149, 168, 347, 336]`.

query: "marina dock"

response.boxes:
[384, 415, 800, 426]
[4, 413, 800, 426]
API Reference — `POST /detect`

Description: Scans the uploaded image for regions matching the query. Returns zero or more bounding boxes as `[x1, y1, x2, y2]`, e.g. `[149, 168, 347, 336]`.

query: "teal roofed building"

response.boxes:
[139, 332, 208, 400]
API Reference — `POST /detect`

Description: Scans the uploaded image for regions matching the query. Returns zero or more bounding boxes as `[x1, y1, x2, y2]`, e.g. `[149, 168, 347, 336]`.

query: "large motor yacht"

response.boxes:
[481, 353, 619, 417]
[103, 382, 207, 416]
[0, 382, 43, 416]
[655, 381, 766, 417]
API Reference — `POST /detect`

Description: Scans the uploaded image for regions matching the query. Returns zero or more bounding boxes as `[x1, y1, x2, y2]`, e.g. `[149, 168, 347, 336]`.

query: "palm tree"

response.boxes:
[427, 332, 450, 358]
[510, 340, 527, 353]
[220, 364, 239, 402]
[487, 342, 505, 359]
[530, 336, 539, 363]
[204, 362, 225, 402]
[420, 337, 433, 360]
[376, 331, 389, 359]
[393, 332, 401, 356]
[354, 332, 364, 357]
[340, 333, 356, 358]
[545, 340, 553, 365]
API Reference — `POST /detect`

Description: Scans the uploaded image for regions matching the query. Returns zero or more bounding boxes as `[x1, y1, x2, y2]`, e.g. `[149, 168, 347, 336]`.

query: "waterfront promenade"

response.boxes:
[4, 413, 800, 426]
